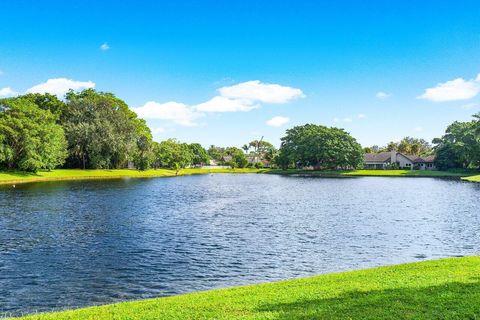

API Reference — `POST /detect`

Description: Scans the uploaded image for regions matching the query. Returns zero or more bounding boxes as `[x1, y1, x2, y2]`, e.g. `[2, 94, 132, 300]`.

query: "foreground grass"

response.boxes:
[13, 256, 480, 319]
[0, 168, 479, 185]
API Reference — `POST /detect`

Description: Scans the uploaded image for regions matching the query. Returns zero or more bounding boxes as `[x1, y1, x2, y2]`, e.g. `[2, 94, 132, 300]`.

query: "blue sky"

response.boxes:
[1, 1, 480, 148]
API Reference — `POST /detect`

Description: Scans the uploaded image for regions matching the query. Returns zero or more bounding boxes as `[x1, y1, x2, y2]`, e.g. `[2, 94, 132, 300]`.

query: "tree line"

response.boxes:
[0, 90, 212, 172]
[362, 114, 480, 170]
[1, 89, 479, 172]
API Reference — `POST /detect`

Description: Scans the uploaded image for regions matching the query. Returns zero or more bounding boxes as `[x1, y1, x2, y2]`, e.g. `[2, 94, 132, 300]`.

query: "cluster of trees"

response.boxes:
[152, 140, 209, 173]
[276, 124, 364, 169]
[207, 146, 248, 168]
[2, 88, 478, 173]
[432, 114, 480, 170]
[0, 90, 211, 172]
[364, 137, 433, 156]
[363, 113, 480, 170]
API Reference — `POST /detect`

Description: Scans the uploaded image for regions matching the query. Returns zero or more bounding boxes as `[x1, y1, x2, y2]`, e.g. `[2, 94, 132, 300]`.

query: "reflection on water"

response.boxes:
[0, 174, 479, 315]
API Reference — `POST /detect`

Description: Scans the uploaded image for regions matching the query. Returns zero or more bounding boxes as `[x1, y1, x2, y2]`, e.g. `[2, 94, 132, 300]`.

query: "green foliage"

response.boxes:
[0, 97, 67, 172]
[277, 124, 363, 169]
[207, 145, 226, 161]
[61, 89, 151, 169]
[433, 117, 480, 170]
[189, 143, 209, 166]
[153, 139, 193, 173]
[374, 137, 432, 155]
[22, 93, 65, 119]
[225, 147, 248, 168]
[243, 139, 278, 164]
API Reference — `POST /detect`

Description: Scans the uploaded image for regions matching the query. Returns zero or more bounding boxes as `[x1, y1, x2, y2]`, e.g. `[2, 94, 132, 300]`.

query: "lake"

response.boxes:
[1, 174, 479, 316]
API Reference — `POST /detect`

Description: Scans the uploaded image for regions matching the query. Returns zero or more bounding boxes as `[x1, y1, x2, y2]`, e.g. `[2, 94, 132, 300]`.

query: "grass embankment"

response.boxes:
[13, 256, 480, 320]
[267, 168, 474, 178]
[0, 168, 478, 185]
[0, 168, 265, 185]
[463, 175, 480, 182]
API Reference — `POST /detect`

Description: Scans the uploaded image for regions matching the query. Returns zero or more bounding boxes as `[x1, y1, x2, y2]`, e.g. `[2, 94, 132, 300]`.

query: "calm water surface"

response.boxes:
[0, 174, 479, 315]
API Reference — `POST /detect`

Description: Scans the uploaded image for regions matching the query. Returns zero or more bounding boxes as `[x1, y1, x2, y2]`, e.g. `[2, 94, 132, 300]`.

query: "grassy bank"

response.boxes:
[463, 175, 480, 182]
[0, 168, 478, 185]
[12, 256, 480, 319]
[0, 168, 265, 185]
[267, 168, 476, 178]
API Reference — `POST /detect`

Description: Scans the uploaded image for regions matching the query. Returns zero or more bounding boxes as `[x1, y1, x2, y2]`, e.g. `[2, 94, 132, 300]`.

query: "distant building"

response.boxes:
[364, 150, 435, 170]
[221, 155, 233, 163]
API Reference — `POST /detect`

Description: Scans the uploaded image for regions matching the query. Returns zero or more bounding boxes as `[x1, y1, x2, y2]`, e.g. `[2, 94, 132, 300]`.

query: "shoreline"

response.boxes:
[0, 168, 479, 186]
[10, 256, 480, 319]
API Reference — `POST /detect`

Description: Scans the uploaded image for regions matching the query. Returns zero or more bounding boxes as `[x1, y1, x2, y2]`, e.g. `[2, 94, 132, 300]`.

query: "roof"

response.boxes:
[399, 153, 435, 163]
[365, 152, 435, 164]
[422, 155, 435, 163]
[364, 152, 391, 162]
[401, 154, 424, 162]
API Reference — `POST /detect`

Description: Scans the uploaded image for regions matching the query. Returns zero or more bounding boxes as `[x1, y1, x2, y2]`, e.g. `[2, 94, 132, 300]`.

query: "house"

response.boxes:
[364, 150, 435, 170]
[221, 155, 233, 163]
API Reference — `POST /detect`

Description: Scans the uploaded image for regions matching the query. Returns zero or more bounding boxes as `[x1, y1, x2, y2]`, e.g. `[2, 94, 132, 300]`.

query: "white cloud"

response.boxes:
[135, 80, 303, 126]
[194, 96, 257, 112]
[219, 80, 305, 104]
[334, 117, 355, 123]
[26, 78, 95, 98]
[418, 74, 480, 102]
[100, 43, 110, 51]
[266, 116, 290, 127]
[462, 103, 478, 110]
[0, 87, 18, 98]
[132, 101, 203, 127]
[357, 113, 367, 119]
[0, 70, 4, 76]
[413, 126, 424, 132]
[151, 127, 166, 134]
[376, 91, 391, 99]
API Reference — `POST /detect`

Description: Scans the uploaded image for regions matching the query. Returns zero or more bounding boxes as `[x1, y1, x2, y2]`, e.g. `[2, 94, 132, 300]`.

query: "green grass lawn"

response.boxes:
[0, 168, 478, 185]
[267, 168, 478, 178]
[12, 256, 480, 320]
[0, 168, 265, 185]
[463, 175, 480, 182]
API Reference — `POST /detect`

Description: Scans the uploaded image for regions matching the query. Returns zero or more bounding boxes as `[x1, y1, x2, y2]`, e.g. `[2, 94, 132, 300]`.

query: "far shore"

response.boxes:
[0, 168, 479, 186]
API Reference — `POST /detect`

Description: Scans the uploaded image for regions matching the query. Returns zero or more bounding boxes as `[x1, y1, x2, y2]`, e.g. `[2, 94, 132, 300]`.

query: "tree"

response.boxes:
[277, 124, 363, 170]
[381, 137, 432, 155]
[207, 145, 225, 161]
[244, 139, 277, 163]
[189, 143, 209, 166]
[132, 118, 154, 170]
[61, 89, 145, 169]
[432, 118, 480, 170]
[0, 97, 67, 172]
[225, 147, 248, 169]
[22, 93, 65, 119]
[153, 139, 193, 174]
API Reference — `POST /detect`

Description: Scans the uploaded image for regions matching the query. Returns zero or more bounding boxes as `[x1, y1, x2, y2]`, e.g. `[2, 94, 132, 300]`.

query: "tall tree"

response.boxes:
[189, 143, 209, 166]
[224, 147, 248, 169]
[277, 124, 363, 169]
[153, 139, 193, 174]
[0, 97, 67, 172]
[433, 118, 480, 170]
[61, 89, 146, 169]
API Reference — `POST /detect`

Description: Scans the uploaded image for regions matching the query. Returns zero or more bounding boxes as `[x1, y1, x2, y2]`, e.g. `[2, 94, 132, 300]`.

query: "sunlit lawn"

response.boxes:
[0, 168, 478, 185]
[13, 256, 480, 320]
